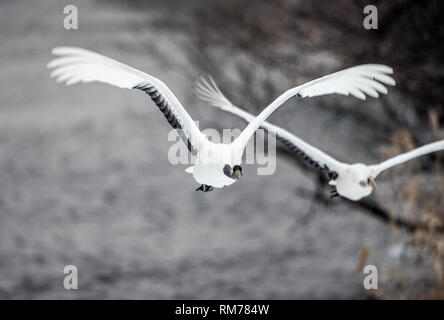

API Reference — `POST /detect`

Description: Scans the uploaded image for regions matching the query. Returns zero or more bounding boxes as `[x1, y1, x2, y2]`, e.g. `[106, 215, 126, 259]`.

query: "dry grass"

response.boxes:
[377, 116, 444, 298]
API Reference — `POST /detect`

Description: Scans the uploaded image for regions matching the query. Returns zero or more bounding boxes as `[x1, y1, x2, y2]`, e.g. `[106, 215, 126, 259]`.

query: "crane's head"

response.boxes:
[335, 164, 377, 201]
[223, 164, 243, 181]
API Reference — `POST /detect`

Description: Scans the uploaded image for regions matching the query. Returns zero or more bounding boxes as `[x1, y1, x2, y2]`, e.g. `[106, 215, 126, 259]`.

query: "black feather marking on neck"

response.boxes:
[133, 82, 194, 153]
[223, 164, 235, 179]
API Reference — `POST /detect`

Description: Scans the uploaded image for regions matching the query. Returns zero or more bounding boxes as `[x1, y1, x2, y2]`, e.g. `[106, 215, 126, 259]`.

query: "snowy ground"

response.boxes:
[0, 0, 429, 299]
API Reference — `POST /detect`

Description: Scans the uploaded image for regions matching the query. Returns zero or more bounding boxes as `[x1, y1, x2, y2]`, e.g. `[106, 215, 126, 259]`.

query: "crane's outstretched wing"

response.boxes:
[48, 47, 205, 152]
[292, 64, 395, 99]
[195, 76, 345, 178]
[199, 65, 395, 151]
[371, 140, 444, 177]
[196, 66, 395, 171]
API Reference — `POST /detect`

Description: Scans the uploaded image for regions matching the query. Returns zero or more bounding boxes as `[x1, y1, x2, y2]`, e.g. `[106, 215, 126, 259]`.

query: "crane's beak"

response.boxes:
[369, 177, 377, 189]
[234, 168, 242, 180]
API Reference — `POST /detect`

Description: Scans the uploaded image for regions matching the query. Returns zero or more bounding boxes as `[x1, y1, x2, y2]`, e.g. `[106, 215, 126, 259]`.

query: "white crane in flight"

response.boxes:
[48, 46, 395, 193]
[195, 76, 444, 200]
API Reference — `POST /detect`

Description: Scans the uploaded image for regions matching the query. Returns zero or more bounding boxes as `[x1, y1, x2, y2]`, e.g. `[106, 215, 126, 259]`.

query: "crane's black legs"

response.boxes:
[196, 184, 214, 192]
[330, 186, 340, 198]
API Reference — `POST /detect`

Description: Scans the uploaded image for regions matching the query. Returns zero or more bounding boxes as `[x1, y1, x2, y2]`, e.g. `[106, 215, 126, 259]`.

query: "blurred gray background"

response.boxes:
[0, 0, 443, 299]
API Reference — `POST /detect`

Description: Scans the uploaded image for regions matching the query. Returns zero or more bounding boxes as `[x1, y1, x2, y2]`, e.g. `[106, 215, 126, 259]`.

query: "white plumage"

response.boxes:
[49, 46, 395, 192]
[195, 76, 443, 200]
[48, 47, 204, 152]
